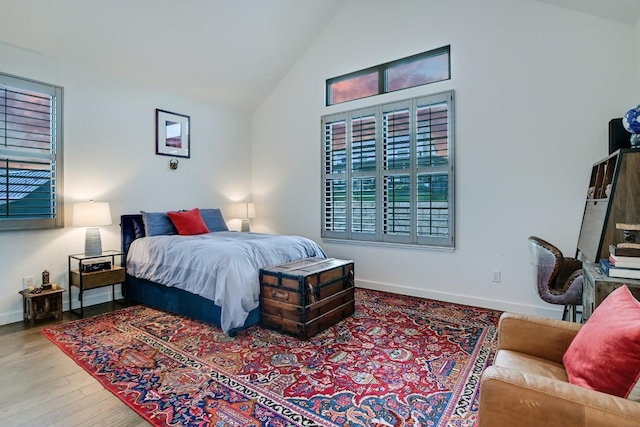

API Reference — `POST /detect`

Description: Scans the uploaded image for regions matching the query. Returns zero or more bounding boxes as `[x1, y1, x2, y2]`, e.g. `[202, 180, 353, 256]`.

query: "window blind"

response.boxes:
[0, 73, 63, 230]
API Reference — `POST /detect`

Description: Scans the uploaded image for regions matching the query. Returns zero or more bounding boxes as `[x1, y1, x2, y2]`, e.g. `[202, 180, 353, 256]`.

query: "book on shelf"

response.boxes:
[599, 259, 640, 280]
[609, 244, 640, 258]
[609, 254, 640, 268]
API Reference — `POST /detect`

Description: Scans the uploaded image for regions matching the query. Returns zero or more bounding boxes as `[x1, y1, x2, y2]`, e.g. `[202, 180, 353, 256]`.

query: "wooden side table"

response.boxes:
[18, 287, 66, 326]
[582, 262, 640, 322]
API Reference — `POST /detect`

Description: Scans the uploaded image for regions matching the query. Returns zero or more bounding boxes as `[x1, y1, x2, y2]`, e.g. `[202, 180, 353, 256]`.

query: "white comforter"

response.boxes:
[126, 231, 326, 332]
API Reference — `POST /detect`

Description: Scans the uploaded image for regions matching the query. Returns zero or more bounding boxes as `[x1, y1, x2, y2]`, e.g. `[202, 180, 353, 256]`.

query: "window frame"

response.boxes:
[0, 72, 64, 231]
[321, 90, 455, 249]
[326, 45, 451, 106]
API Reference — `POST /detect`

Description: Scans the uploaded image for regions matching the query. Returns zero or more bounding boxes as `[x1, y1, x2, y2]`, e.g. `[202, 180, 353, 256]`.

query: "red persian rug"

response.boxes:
[43, 289, 501, 427]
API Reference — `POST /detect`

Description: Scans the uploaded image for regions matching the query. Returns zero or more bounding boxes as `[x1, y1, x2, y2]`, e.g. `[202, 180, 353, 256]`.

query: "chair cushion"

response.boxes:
[167, 208, 210, 235]
[494, 349, 568, 382]
[563, 285, 640, 401]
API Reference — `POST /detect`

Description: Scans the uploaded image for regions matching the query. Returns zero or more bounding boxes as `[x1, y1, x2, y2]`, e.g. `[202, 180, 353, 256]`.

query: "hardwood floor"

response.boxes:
[0, 301, 150, 427]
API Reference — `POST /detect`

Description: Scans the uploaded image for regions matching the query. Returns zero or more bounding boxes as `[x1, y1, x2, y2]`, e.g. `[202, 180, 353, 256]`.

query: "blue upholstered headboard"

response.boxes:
[120, 214, 145, 255]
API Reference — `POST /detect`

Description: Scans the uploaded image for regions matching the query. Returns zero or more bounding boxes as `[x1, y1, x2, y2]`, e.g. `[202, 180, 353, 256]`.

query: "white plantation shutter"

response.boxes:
[322, 90, 454, 248]
[382, 103, 411, 243]
[323, 117, 347, 236]
[415, 98, 452, 244]
[350, 109, 377, 240]
[0, 73, 63, 230]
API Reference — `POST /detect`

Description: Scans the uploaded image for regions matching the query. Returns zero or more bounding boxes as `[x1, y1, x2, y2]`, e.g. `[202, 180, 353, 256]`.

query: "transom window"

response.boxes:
[0, 72, 64, 230]
[321, 91, 454, 248]
[326, 46, 450, 106]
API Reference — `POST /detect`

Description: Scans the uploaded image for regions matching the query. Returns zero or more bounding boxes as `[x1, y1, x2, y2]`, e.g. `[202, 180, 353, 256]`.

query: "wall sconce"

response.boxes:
[72, 201, 112, 256]
[169, 158, 179, 170]
[235, 201, 256, 232]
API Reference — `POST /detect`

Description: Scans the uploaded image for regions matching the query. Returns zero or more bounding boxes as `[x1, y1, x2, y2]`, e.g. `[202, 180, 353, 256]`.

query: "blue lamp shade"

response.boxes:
[622, 105, 640, 147]
[72, 201, 112, 256]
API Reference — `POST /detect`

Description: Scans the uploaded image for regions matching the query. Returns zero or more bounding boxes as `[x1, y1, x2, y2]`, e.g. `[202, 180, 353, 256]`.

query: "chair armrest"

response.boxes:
[479, 366, 640, 427]
[498, 312, 582, 363]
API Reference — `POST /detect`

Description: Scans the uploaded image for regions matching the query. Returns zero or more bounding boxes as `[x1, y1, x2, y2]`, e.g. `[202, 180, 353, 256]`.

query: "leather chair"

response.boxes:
[479, 312, 640, 426]
[528, 236, 583, 322]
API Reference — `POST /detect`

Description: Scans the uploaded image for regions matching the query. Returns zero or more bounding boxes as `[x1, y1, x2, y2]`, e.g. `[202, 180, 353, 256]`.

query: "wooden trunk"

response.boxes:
[260, 257, 355, 340]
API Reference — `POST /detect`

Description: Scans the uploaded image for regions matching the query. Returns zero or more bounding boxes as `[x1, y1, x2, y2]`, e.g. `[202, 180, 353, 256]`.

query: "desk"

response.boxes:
[582, 261, 640, 321]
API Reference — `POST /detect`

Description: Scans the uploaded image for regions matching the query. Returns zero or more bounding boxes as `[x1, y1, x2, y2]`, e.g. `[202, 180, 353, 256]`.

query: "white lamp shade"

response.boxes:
[235, 202, 256, 219]
[72, 201, 112, 227]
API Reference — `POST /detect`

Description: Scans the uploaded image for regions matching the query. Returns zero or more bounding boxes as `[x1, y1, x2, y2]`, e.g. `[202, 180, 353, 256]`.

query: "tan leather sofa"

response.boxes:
[479, 312, 640, 426]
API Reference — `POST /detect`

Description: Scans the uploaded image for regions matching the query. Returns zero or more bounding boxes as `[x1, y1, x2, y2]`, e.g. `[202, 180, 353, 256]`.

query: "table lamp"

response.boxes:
[236, 201, 256, 232]
[72, 201, 112, 256]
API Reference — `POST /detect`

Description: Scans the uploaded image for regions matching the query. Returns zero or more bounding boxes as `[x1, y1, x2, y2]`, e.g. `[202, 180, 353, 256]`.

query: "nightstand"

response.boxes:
[68, 250, 125, 317]
[19, 287, 66, 326]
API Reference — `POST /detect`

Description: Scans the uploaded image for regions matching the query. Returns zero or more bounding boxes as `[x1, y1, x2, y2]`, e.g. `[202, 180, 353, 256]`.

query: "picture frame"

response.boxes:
[156, 109, 190, 158]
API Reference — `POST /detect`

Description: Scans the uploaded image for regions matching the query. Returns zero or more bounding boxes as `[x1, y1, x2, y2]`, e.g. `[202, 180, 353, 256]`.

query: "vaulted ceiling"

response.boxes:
[537, 0, 640, 25]
[0, 0, 346, 112]
[1, 0, 637, 113]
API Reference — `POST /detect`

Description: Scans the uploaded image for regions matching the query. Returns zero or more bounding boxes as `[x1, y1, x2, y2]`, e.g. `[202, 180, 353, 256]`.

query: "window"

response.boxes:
[326, 46, 450, 106]
[0, 72, 63, 230]
[322, 90, 454, 248]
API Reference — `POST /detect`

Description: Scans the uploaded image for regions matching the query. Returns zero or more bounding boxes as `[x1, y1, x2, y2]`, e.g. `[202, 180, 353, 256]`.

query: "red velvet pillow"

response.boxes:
[166, 208, 210, 235]
[563, 285, 640, 400]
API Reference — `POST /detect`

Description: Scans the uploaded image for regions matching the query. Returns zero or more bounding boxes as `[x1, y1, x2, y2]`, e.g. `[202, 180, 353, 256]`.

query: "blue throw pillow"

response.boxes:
[140, 211, 176, 236]
[199, 208, 229, 232]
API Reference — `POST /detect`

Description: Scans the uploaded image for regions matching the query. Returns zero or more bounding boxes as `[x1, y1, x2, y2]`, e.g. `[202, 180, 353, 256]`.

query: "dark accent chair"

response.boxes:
[528, 236, 583, 322]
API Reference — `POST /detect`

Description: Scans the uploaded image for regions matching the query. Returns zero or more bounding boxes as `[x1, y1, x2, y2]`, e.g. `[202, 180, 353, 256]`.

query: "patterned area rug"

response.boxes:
[43, 289, 501, 427]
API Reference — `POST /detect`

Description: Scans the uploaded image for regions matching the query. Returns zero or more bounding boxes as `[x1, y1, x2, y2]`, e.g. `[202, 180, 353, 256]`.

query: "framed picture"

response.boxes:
[156, 109, 190, 158]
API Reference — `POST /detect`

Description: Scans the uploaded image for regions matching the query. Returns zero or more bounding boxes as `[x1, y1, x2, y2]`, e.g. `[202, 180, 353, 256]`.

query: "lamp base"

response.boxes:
[241, 219, 251, 232]
[84, 227, 103, 256]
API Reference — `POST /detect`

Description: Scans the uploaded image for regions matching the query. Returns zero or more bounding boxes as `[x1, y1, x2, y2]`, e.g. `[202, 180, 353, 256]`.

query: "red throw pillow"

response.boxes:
[563, 285, 640, 400]
[166, 208, 210, 235]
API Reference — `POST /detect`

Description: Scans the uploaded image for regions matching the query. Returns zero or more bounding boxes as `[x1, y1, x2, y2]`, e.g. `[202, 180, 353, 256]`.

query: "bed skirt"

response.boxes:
[124, 274, 260, 335]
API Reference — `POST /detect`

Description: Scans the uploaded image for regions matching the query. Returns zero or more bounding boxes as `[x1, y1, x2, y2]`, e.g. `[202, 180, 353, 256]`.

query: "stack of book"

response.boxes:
[600, 244, 640, 279]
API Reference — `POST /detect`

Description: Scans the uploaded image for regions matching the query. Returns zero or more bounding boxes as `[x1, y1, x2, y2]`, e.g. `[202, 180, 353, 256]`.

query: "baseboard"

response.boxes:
[0, 286, 123, 326]
[355, 279, 564, 319]
[0, 309, 25, 326]
[2, 280, 564, 326]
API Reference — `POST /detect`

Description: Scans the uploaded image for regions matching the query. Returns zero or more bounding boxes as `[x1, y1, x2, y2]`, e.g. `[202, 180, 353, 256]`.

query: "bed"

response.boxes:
[120, 212, 326, 334]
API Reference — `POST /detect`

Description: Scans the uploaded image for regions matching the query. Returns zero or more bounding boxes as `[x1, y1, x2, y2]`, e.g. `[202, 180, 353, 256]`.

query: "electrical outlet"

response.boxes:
[491, 270, 501, 283]
[22, 276, 34, 287]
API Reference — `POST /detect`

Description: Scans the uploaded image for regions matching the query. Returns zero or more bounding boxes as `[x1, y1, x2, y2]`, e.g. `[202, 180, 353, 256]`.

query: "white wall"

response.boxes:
[2, 0, 638, 325]
[252, 0, 637, 317]
[0, 42, 252, 324]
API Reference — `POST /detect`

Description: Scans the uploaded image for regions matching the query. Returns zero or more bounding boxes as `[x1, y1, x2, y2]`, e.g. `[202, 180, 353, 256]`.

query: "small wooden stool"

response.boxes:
[18, 287, 66, 326]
